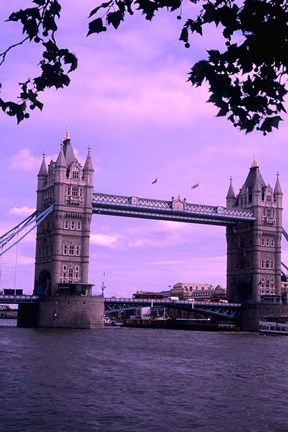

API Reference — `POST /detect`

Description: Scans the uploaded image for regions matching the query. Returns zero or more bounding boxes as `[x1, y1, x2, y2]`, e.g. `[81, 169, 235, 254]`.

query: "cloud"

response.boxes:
[7, 149, 40, 172]
[8, 206, 35, 217]
[90, 233, 119, 248]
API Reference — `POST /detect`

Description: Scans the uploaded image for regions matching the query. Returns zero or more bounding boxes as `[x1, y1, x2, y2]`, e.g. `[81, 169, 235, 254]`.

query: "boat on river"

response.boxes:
[259, 317, 288, 335]
[123, 317, 239, 331]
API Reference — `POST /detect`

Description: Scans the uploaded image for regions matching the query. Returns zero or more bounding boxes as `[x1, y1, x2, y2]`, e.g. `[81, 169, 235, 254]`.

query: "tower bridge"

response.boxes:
[1, 131, 287, 330]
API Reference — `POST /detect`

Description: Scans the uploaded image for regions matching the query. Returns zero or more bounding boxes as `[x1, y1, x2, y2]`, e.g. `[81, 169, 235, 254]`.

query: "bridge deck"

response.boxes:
[0, 295, 241, 320]
[104, 297, 242, 319]
[0, 295, 39, 304]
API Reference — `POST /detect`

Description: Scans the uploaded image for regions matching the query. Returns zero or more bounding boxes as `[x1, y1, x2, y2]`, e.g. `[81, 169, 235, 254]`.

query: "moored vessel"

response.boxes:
[259, 317, 288, 335]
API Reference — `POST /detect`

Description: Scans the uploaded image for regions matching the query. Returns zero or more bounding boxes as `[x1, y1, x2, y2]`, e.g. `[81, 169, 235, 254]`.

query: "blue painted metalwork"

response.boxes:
[0, 204, 54, 257]
[0, 294, 39, 304]
[92, 192, 256, 226]
[104, 297, 241, 320]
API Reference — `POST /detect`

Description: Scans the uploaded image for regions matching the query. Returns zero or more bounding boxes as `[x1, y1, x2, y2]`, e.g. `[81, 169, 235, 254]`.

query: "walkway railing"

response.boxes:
[92, 193, 256, 226]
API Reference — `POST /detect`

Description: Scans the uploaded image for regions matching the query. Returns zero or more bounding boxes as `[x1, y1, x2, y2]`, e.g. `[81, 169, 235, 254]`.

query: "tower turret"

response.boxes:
[274, 172, 283, 207]
[37, 152, 48, 211]
[226, 177, 236, 208]
[226, 160, 282, 304]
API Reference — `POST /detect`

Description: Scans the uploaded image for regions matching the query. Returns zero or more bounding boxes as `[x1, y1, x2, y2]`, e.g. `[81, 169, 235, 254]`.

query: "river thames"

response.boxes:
[1, 320, 287, 432]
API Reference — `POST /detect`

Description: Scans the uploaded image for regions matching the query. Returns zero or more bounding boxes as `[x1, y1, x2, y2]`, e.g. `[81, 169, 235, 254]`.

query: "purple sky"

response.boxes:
[1, 1, 288, 297]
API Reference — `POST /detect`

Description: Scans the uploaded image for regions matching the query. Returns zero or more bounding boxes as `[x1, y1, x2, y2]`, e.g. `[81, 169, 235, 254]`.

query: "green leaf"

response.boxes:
[179, 26, 188, 43]
[107, 11, 124, 29]
[87, 17, 106, 36]
[89, 2, 113, 18]
[216, 102, 229, 117]
[62, 52, 78, 72]
[33, 0, 46, 5]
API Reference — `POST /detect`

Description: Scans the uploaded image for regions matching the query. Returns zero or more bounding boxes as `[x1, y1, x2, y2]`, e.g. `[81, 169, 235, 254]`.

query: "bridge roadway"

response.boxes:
[0, 295, 241, 320]
[104, 298, 241, 320]
[0, 295, 39, 304]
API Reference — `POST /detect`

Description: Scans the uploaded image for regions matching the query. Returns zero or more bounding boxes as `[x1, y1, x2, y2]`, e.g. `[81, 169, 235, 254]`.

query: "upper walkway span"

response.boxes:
[92, 192, 256, 226]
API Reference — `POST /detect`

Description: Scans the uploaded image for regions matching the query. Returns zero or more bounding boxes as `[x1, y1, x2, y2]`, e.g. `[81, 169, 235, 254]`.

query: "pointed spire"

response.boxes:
[252, 167, 262, 192]
[63, 127, 70, 142]
[38, 151, 48, 176]
[251, 156, 259, 169]
[83, 145, 94, 172]
[55, 142, 66, 168]
[226, 177, 236, 208]
[242, 160, 266, 193]
[274, 172, 282, 195]
[226, 177, 235, 200]
[62, 129, 76, 168]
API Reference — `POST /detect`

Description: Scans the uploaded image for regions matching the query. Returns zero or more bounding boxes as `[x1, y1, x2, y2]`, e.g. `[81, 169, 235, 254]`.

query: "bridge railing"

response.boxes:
[92, 192, 256, 225]
[104, 297, 241, 307]
[0, 294, 39, 304]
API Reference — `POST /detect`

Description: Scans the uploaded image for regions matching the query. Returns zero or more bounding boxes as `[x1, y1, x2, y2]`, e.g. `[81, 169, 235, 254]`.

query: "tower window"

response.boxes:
[64, 220, 69, 229]
[63, 245, 68, 255]
[72, 186, 78, 197]
[72, 171, 79, 179]
[71, 221, 75, 230]
[77, 221, 81, 230]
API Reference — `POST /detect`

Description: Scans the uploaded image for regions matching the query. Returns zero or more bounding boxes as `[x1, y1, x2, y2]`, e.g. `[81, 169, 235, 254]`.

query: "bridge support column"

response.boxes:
[18, 296, 104, 329]
[240, 304, 288, 331]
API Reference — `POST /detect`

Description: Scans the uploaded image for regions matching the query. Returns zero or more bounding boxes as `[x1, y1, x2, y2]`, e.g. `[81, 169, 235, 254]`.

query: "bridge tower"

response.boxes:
[19, 130, 104, 328]
[226, 160, 283, 304]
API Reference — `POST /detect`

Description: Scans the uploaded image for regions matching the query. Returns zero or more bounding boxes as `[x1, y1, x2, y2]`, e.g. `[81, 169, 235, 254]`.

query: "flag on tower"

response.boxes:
[191, 183, 199, 190]
[152, 178, 158, 184]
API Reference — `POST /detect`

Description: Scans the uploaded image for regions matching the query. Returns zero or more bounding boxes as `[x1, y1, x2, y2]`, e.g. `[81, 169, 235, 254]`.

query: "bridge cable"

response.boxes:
[0, 204, 54, 257]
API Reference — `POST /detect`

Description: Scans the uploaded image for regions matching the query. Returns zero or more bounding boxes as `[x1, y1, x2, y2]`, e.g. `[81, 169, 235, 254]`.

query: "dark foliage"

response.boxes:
[1, 0, 287, 133]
